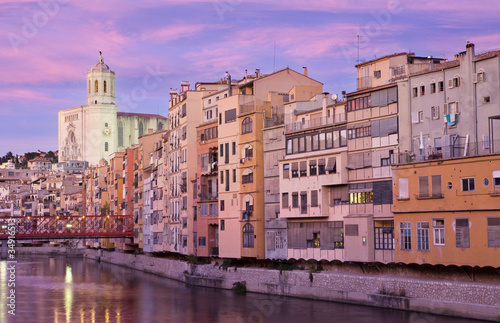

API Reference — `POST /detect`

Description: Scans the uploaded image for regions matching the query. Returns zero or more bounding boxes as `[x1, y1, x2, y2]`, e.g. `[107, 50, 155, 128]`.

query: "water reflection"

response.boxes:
[1, 256, 486, 323]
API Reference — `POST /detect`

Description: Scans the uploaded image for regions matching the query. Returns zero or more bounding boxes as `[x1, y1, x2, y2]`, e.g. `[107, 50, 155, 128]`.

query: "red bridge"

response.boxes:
[0, 215, 134, 240]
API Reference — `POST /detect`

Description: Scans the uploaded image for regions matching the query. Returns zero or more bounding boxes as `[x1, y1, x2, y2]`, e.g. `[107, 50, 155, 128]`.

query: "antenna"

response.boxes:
[273, 41, 276, 72]
[357, 24, 360, 64]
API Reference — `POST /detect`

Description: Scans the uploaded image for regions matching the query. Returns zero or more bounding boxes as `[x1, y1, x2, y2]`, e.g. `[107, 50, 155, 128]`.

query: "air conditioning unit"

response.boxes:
[240, 159, 245, 164]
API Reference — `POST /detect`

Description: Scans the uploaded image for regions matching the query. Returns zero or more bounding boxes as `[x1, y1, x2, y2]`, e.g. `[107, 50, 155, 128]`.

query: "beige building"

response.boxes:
[168, 81, 219, 255]
[281, 92, 348, 261]
[218, 68, 323, 259]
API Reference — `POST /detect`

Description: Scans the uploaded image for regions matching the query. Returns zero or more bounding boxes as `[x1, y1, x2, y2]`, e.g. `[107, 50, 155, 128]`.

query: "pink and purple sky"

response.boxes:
[1, 0, 499, 156]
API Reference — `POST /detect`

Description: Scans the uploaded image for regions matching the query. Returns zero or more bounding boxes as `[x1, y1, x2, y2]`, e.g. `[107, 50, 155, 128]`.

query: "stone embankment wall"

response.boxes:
[18, 247, 500, 322]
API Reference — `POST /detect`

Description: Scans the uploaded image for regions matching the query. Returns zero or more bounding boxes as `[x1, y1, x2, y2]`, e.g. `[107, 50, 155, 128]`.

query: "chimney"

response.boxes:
[225, 71, 232, 97]
[148, 128, 153, 135]
[322, 92, 329, 119]
[169, 88, 178, 101]
[245, 69, 248, 80]
[303, 67, 308, 77]
[181, 81, 190, 93]
[341, 91, 346, 101]
[466, 41, 475, 58]
[256, 69, 261, 78]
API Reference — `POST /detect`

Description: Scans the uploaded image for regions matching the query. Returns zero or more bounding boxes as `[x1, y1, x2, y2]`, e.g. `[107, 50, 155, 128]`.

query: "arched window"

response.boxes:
[105, 123, 108, 127]
[104, 80, 107, 93]
[95, 80, 98, 93]
[242, 117, 253, 134]
[118, 121, 124, 147]
[158, 122, 164, 130]
[105, 142, 109, 151]
[242, 168, 253, 184]
[243, 223, 254, 248]
[139, 122, 144, 137]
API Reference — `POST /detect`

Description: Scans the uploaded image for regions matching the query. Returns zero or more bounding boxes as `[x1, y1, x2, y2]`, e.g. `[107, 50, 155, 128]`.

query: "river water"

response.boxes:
[0, 256, 483, 323]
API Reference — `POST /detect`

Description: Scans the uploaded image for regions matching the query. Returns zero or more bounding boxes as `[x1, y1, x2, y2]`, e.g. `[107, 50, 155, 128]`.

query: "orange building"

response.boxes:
[393, 154, 500, 267]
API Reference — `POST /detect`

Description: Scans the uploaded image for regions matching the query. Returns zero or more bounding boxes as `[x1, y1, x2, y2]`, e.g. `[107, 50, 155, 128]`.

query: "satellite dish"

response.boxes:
[331, 94, 338, 101]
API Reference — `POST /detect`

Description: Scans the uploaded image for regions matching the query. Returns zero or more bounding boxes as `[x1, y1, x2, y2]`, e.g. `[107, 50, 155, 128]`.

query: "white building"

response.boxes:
[58, 53, 167, 166]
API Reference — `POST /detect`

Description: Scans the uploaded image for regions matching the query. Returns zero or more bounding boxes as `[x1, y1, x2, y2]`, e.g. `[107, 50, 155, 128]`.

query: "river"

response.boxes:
[0, 256, 484, 323]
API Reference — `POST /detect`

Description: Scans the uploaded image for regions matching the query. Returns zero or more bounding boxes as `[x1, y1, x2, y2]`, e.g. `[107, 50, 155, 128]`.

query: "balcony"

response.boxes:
[397, 139, 500, 165]
[285, 113, 346, 133]
[357, 76, 373, 90]
[198, 194, 217, 202]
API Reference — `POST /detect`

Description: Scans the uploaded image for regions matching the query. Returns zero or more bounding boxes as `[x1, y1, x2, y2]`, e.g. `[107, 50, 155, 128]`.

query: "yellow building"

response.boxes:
[393, 154, 500, 267]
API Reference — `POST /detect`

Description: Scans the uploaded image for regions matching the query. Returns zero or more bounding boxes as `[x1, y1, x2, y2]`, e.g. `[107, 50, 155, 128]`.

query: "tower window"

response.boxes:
[104, 80, 107, 93]
[88, 80, 90, 94]
[105, 142, 109, 151]
[95, 80, 98, 93]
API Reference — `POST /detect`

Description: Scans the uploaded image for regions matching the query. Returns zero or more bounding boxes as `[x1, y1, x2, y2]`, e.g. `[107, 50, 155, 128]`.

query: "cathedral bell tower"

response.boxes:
[86, 52, 115, 105]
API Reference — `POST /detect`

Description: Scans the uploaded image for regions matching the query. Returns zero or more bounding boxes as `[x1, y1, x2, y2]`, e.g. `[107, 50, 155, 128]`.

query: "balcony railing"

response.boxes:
[285, 113, 346, 133]
[397, 139, 500, 164]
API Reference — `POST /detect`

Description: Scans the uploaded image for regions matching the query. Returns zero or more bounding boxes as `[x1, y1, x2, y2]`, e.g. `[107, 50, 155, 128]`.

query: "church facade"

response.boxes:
[58, 54, 167, 165]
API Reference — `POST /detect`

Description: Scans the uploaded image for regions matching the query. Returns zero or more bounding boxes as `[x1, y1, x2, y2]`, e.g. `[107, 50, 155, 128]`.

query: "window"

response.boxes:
[104, 80, 107, 93]
[373, 70, 381, 78]
[327, 157, 336, 174]
[105, 142, 109, 152]
[242, 171, 253, 184]
[433, 219, 445, 246]
[242, 117, 253, 134]
[299, 161, 307, 177]
[225, 108, 236, 123]
[291, 162, 298, 178]
[374, 220, 394, 250]
[220, 170, 224, 184]
[139, 122, 144, 137]
[412, 87, 418, 98]
[431, 175, 442, 197]
[220, 200, 225, 211]
[453, 76, 460, 88]
[347, 95, 371, 112]
[225, 170, 229, 191]
[198, 237, 206, 247]
[225, 143, 229, 163]
[318, 159, 326, 175]
[309, 160, 317, 176]
[398, 178, 409, 199]
[418, 111, 424, 123]
[220, 144, 224, 157]
[400, 222, 411, 250]
[95, 80, 98, 93]
[438, 81, 444, 92]
[419, 176, 429, 198]
[292, 192, 298, 208]
[232, 142, 236, 155]
[233, 169, 236, 183]
[282, 193, 289, 208]
[220, 219, 225, 231]
[286, 139, 292, 154]
[493, 171, 500, 187]
[420, 85, 425, 96]
[430, 82, 436, 94]
[311, 190, 318, 207]
[243, 223, 254, 248]
[461, 177, 475, 192]
[431, 106, 439, 120]
[307, 232, 320, 248]
[283, 164, 290, 179]
[455, 218, 470, 248]
[417, 222, 429, 251]
[487, 217, 500, 247]
[300, 192, 307, 214]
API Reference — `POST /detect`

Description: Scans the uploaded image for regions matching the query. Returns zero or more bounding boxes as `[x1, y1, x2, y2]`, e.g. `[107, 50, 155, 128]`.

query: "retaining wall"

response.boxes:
[17, 247, 500, 322]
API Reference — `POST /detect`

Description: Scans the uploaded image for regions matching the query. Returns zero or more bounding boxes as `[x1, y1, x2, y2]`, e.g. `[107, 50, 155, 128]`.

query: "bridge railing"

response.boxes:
[0, 215, 134, 239]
